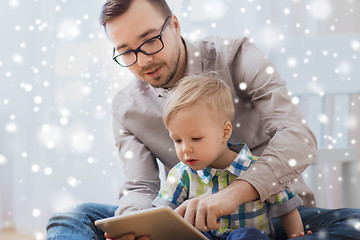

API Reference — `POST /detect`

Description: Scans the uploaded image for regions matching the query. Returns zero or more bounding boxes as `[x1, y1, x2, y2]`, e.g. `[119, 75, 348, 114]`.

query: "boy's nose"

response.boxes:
[183, 143, 193, 153]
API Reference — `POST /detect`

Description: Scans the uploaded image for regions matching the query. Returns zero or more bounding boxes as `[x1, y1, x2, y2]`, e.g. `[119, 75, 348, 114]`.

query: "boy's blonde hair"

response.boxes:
[163, 74, 235, 126]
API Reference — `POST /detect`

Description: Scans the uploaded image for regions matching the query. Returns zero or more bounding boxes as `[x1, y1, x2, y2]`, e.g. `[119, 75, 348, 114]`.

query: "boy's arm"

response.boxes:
[266, 185, 311, 238]
[152, 163, 189, 209]
[280, 208, 305, 238]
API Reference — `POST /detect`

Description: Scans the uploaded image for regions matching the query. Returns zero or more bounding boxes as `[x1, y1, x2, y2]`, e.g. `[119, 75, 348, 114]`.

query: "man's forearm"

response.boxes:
[115, 180, 160, 216]
[174, 179, 261, 230]
[221, 179, 260, 206]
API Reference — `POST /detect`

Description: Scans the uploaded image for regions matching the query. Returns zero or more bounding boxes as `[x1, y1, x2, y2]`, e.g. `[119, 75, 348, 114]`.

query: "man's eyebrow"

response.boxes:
[115, 43, 128, 51]
[139, 28, 157, 40]
[115, 28, 159, 52]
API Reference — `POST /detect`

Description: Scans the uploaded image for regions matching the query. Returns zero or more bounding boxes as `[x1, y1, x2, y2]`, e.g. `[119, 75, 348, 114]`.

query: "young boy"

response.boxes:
[152, 75, 310, 239]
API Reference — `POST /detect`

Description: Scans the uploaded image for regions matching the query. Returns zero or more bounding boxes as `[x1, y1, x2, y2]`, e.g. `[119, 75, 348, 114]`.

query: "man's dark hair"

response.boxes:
[100, 0, 172, 28]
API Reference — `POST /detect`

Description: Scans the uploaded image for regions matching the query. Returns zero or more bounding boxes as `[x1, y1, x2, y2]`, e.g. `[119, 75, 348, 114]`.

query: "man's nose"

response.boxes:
[137, 52, 153, 67]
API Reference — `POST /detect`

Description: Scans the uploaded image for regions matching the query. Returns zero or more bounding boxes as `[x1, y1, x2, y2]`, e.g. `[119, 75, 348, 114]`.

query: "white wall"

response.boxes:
[0, 0, 359, 238]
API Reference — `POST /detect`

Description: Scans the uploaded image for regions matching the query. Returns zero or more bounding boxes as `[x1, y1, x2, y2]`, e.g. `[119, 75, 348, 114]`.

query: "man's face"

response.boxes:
[105, 0, 183, 88]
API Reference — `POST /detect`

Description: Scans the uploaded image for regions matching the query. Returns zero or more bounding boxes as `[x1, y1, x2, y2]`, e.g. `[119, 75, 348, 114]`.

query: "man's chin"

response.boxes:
[138, 75, 162, 88]
[140, 67, 176, 88]
[147, 78, 174, 89]
[147, 80, 165, 88]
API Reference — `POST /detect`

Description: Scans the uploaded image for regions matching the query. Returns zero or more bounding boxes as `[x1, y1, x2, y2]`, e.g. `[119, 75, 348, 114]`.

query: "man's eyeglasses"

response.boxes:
[112, 16, 171, 67]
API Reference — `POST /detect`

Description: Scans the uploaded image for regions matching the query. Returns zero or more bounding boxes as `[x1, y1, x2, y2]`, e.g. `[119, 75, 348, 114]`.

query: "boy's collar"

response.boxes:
[195, 144, 257, 184]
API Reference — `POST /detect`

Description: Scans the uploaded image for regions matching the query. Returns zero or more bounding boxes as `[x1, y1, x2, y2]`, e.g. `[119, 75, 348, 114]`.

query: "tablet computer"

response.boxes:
[95, 207, 208, 240]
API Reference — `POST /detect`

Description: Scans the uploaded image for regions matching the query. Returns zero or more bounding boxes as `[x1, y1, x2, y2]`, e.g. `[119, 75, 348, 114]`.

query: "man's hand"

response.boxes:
[104, 232, 150, 240]
[175, 180, 259, 231]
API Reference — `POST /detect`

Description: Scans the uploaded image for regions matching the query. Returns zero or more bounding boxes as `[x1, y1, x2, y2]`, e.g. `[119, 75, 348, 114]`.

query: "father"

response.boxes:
[46, 0, 360, 239]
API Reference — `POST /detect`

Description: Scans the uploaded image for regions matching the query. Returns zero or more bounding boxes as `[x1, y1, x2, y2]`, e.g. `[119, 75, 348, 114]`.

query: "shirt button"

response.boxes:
[219, 176, 225, 182]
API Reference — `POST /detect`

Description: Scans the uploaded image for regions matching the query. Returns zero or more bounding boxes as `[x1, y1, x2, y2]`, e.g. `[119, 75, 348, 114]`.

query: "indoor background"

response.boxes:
[0, 0, 359, 239]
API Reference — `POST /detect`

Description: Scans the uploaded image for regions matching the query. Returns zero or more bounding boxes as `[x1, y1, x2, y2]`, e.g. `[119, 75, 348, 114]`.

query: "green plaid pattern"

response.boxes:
[156, 144, 300, 238]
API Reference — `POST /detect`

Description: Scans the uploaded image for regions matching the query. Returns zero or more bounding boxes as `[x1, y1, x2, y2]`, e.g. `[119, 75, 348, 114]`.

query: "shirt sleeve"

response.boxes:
[152, 164, 189, 210]
[229, 38, 318, 201]
[265, 184, 303, 219]
[112, 93, 161, 216]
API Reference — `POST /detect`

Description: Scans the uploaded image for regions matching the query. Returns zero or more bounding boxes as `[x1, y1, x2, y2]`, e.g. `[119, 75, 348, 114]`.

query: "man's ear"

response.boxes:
[171, 15, 181, 35]
[222, 121, 233, 143]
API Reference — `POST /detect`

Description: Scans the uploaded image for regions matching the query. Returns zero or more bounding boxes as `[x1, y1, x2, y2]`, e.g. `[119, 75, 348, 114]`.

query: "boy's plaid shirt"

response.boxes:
[153, 144, 303, 238]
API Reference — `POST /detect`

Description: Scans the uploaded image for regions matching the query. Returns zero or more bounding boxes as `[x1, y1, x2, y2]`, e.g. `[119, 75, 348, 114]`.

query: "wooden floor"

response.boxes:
[0, 229, 36, 240]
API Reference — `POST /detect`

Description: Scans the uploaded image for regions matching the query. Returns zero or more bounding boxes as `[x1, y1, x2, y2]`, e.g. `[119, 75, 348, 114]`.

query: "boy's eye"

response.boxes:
[192, 137, 202, 141]
[174, 139, 182, 143]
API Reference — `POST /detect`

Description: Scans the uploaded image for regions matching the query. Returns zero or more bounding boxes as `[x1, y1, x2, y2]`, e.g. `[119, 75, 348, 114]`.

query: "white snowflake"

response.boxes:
[67, 177, 81, 187]
[32, 208, 41, 217]
[125, 151, 134, 159]
[288, 159, 297, 167]
[0, 154, 7, 165]
[309, 0, 332, 20]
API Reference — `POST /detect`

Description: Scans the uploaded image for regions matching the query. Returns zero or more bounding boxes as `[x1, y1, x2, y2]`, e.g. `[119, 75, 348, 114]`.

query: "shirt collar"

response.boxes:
[150, 86, 173, 99]
[183, 38, 203, 75]
[196, 144, 257, 184]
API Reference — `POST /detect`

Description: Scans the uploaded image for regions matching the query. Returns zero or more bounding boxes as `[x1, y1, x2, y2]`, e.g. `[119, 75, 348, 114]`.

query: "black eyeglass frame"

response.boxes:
[112, 16, 171, 67]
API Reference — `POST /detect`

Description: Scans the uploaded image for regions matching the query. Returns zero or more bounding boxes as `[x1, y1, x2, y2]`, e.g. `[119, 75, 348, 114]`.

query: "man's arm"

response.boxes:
[112, 94, 161, 216]
[175, 179, 259, 231]
[230, 38, 318, 201]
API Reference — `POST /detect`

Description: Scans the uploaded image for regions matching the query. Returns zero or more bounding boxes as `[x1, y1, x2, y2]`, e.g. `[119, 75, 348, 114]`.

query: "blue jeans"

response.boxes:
[46, 203, 117, 240]
[46, 204, 360, 240]
[272, 206, 360, 239]
[202, 228, 270, 240]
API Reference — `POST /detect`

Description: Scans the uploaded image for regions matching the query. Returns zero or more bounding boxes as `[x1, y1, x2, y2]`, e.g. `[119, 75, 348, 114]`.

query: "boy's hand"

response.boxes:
[289, 230, 313, 238]
[175, 194, 223, 231]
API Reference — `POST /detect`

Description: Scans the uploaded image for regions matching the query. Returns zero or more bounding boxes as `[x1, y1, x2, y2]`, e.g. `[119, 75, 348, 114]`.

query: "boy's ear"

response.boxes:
[222, 121, 233, 143]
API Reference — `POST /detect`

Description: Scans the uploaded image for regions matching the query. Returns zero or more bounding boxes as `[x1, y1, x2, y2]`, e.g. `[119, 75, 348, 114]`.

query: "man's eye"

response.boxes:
[146, 38, 157, 44]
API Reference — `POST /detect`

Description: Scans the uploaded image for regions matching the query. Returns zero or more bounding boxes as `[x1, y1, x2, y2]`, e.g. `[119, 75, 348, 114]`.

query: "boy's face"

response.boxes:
[105, 0, 183, 88]
[167, 102, 230, 170]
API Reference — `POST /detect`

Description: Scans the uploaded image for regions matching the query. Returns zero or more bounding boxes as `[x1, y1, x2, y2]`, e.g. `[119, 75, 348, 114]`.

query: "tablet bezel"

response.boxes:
[94, 207, 208, 240]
